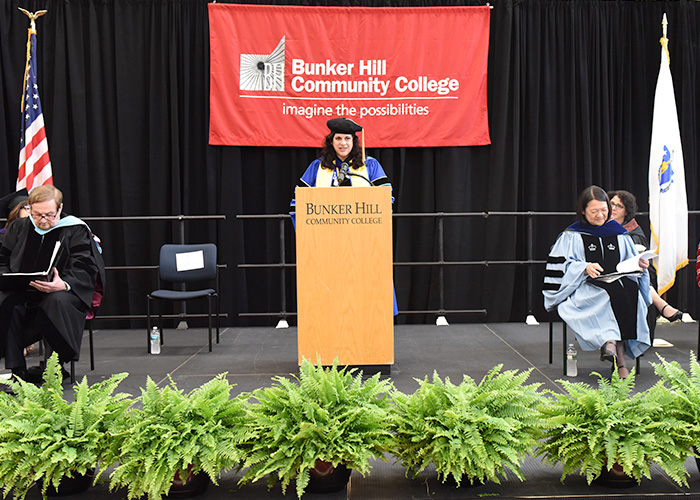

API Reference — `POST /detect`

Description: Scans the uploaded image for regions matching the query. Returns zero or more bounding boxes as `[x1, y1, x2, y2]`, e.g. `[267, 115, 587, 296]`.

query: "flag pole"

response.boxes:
[648, 11, 689, 296]
[18, 9, 47, 113]
[16, 7, 53, 191]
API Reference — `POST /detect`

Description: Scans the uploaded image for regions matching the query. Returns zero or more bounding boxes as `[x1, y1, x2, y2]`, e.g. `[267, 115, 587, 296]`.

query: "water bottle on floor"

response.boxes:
[566, 343, 577, 377]
[150, 326, 161, 355]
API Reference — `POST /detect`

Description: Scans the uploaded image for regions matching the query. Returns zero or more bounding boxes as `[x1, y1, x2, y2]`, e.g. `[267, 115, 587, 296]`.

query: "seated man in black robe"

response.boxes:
[0, 185, 104, 381]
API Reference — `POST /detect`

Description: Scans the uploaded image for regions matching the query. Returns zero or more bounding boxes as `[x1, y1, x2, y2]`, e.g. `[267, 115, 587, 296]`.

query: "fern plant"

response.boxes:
[651, 352, 700, 449]
[107, 374, 248, 500]
[537, 369, 691, 486]
[238, 358, 395, 498]
[0, 353, 130, 500]
[390, 365, 546, 486]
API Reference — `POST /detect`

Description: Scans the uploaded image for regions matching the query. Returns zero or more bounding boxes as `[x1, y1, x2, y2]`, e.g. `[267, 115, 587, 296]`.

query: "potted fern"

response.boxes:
[238, 358, 394, 498]
[537, 369, 691, 488]
[651, 352, 700, 472]
[389, 365, 546, 487]
[0, 353, 130, 500]
[107, 374, 248, 500]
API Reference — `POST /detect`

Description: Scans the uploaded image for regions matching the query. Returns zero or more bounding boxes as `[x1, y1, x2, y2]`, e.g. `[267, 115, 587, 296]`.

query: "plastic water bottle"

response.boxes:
[150, 326, 161, 355]
[566, 344, 577, 377]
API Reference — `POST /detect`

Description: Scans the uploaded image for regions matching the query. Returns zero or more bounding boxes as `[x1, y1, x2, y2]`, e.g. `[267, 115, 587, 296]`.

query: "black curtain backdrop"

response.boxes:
[0, 0, 698, 327]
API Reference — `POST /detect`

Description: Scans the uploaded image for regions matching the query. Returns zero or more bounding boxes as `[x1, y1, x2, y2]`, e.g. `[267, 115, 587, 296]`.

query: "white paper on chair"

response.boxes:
[175, 250, 205, 272]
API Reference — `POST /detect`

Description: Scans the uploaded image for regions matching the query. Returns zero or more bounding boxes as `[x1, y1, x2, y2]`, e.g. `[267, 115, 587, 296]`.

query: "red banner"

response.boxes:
[209, 4, 491, 148]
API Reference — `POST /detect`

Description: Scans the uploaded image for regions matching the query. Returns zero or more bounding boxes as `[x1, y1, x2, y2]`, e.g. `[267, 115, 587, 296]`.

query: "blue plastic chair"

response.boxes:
[146, 244, 219, 353]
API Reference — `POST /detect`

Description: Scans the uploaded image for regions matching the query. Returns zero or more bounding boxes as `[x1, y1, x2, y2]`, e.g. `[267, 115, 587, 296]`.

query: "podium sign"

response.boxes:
[296, 186, 394, 366]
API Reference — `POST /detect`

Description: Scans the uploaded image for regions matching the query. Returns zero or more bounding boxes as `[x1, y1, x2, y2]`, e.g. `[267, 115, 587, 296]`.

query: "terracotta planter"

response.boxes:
[44, 469, 95, 497]
[165, 465, 209, 499]
[307, 460, 351, 493]
[593, 461, 637, 488]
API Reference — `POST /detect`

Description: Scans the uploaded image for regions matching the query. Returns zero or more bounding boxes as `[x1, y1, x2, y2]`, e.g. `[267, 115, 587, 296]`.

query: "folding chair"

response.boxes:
[146, 244, 219, 353]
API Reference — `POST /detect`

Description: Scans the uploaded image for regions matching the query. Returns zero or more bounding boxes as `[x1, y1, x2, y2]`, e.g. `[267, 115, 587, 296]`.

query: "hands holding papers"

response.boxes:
[590, 250, 657, 283]
[29, 267, 69, 293]
[617, 250, 656, 272]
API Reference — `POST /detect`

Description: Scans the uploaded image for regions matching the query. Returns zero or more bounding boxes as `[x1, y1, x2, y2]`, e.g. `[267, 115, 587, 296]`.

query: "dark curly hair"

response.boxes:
[576, 185, 611, 224]
[607, 190, 638, 224]
[319, 132, 363, 170]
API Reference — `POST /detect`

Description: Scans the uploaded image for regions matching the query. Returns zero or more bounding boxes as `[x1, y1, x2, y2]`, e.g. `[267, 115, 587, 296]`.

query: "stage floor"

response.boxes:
[8, 319, 700, 499]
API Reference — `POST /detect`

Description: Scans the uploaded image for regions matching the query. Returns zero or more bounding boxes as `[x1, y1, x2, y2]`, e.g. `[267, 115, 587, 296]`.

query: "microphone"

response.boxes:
[337, 162, 350, 184]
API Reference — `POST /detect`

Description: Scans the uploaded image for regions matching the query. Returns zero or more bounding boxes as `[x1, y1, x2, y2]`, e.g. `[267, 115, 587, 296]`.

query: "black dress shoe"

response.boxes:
[25, 365, 47, 384]
[661, 305, 683, 322]
[26, 364, 70, 383]
[11, 367, 30, 381]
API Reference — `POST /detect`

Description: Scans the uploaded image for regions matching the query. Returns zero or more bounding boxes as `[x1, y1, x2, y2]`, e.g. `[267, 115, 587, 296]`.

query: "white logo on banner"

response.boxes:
[240, 37, 286, 91]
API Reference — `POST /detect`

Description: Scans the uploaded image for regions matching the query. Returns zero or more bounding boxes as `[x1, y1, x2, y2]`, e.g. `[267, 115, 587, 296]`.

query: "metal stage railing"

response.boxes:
[2, 211, 696, 327]
[84, 215, 228, 324]
[236, 210, 699, 326]
[0, 214, 229, 325]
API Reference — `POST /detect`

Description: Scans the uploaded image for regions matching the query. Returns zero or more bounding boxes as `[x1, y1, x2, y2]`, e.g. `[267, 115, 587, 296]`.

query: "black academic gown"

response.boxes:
[0, 215, 104, 368]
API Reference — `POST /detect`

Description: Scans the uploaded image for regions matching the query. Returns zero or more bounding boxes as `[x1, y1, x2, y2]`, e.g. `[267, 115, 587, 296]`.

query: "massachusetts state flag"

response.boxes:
[648, 30, 688, 295]
[17, 24, 52, 192]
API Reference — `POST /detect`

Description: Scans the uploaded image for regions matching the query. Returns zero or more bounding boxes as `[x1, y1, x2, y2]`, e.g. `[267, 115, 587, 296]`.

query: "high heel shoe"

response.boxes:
[661, 304, 683, 322]
[614, 364, 630, 379]
[600, 341, 616, 362]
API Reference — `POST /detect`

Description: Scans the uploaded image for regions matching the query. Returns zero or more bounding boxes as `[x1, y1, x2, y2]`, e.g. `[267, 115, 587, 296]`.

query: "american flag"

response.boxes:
[17, 26, 52, 192]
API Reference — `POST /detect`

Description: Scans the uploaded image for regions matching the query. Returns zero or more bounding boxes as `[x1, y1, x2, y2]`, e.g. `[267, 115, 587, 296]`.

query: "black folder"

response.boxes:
[0, 241, 61, 291]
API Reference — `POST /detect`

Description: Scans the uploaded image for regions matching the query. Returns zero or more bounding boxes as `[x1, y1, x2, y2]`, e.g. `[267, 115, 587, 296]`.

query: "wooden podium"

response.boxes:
[295, 185, 394, 367]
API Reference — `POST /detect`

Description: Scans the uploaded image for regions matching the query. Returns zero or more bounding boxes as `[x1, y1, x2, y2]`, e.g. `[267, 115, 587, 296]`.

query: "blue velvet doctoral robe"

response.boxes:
[290, 156, 391, 218]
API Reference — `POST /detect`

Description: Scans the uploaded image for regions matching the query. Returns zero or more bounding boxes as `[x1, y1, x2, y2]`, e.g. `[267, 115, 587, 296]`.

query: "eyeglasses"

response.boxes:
[30, 211, 57, 221]
[610, 202, 625, 210]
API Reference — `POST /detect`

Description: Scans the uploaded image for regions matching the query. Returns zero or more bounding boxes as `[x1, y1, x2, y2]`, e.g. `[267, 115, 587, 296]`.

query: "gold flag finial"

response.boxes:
[18, 8, 48, 113]
[662, 13, 668, 39]
[660, 13, 670, 66]
[18, 8, 47, 33]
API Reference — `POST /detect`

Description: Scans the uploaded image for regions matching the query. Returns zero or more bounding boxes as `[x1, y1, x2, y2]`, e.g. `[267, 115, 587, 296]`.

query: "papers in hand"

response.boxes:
[0, 241, 61, 291]
[592, 250, 657, 283]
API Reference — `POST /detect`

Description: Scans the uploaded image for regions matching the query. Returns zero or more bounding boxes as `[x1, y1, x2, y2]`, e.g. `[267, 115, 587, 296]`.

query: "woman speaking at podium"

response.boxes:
[290, 117, 397, 315]
[295, 117, 391, 189]
[290, 117, 393, 221]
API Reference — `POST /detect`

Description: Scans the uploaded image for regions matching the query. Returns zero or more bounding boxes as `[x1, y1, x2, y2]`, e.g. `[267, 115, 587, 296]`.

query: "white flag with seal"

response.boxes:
[648, 28, 688, 295]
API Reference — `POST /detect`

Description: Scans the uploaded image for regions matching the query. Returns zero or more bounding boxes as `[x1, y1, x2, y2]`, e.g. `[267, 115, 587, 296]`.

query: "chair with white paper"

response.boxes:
[146, 243, 219, 353]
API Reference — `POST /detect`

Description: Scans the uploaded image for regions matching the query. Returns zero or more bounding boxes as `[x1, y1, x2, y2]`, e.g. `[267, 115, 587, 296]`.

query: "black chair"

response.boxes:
[146, 244, 219, 353]
[549, 317, 641, 376]
[547, 313, 568, 377]
[38, 314, 97, 385]
[69, 321, 94, 384]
